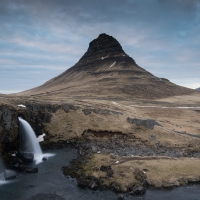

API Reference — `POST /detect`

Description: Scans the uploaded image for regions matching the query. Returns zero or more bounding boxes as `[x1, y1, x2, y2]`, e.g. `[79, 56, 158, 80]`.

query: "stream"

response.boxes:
[0, 147, 200, 200]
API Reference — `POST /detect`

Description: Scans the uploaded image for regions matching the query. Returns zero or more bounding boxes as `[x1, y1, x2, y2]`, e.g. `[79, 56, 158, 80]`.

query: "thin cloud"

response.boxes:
[0, 0, 200, 93]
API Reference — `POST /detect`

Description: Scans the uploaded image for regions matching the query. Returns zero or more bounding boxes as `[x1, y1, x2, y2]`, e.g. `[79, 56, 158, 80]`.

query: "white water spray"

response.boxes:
[18, 117, 54, 164]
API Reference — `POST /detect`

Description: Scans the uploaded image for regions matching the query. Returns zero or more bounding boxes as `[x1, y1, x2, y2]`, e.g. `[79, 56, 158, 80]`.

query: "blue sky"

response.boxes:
[0, 0, 200, 94]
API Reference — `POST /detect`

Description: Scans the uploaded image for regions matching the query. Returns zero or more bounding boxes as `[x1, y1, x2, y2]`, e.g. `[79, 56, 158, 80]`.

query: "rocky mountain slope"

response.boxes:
[18, 33, 194, 99]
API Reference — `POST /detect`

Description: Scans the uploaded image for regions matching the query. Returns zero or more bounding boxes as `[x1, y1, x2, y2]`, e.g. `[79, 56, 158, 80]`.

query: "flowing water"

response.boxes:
[18, 117, 54, 164]
[0, 147, 200, 200]
[19, 117, 43, 155]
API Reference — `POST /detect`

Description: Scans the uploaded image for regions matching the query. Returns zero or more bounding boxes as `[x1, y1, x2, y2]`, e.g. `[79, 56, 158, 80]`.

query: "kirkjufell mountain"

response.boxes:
[19, 33, 194, 99]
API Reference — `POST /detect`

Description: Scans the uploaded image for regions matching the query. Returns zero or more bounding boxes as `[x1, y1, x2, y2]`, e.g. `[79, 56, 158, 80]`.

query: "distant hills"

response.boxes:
[18, 33, 195, 99]
[196, 87, 200, 91]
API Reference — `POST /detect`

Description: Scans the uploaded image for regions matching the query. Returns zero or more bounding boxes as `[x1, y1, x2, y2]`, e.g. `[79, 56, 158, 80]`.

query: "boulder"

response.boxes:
[88, 176, 98, 190]
[131, 185, 146, 195]
[76, 174, 88, 187]
[4, 169, 17, 180]
[16, 152, 34, 163]
[42, 156, 48, 161]
[127, 117, 161, 129]
[118, 194, 124, 200]
[25, 166, 38, 173]
[82, 109, 91, 115]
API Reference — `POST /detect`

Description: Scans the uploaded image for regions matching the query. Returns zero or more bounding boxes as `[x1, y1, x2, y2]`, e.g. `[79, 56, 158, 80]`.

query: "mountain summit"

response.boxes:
[79, 33, 128, 62]
[20, 33, 194, 99]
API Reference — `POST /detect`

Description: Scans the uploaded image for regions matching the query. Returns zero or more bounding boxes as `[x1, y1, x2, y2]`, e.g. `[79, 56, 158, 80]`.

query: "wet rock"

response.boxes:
[25, 167, 38, 173]
[4, 169, 17, 180]
[131, 185, 146, 195]
[88, 176, 98, 190]
[118, 194, 124, 200]
[18, 164, 26, 171]
[42, 156, 48, 161]
[110, 183, 120, 192]
[76, 174, 88, 187]
[16, 152, 34, 163]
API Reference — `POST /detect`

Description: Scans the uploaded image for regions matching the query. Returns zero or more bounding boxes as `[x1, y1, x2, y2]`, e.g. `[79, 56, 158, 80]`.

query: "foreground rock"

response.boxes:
[4, 169, 17, 180]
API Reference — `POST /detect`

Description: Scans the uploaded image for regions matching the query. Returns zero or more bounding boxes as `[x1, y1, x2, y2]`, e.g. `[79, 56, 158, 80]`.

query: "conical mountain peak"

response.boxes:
[79, 33, 127, 62]
[21, 33, 194, 99]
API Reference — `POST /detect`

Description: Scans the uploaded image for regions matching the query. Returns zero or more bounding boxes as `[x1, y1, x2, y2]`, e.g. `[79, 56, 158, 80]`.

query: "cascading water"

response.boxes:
[18, 117, 54, 164]
[19, 117, 42, 155]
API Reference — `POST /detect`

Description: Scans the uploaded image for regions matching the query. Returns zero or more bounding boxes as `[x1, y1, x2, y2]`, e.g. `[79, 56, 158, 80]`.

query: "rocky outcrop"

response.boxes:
[79, 33, 130, 63]
[0, 105, 18, 153]
[126, 117, 161, 129]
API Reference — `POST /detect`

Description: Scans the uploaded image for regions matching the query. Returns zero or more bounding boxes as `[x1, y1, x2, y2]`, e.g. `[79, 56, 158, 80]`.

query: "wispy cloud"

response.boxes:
[0, 0, 200, 93]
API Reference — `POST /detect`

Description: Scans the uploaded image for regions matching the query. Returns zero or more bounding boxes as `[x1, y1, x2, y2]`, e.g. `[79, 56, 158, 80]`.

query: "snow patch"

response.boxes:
[17, 104, 26, 108]
[109, 61, 116, 68]
[37, 133, 46, 142]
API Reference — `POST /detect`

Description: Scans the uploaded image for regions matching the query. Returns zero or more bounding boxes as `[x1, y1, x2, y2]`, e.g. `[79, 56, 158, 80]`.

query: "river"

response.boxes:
[0, 147, 200, 200]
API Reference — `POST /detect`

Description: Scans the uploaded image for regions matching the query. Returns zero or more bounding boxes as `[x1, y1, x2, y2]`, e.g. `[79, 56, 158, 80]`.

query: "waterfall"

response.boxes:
[19, 117, 43, 158]
[18, 117, 55, 164]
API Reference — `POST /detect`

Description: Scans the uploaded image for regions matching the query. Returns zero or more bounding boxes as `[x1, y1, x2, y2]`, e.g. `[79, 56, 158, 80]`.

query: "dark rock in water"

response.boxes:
[76, 174, 88, 187]
[126, 117, 161, 129]
[42, 156, 48, 161]
[19, 164, 26, 171]
[16, 152, 34, 163]
[12, 163, 26, 171]
[118, 194, 124, 200]
[88, 176, 98, 190]
[4, 169, 17, 180]
[25, 167, 38, 173]
[76, 175, 98, 190]
[131, 185, 146, 195]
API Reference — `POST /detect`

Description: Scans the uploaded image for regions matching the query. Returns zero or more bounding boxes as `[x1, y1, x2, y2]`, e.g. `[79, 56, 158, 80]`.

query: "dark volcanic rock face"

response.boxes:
[0, 105, 18, 147]
[79, 33, 130, 62]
